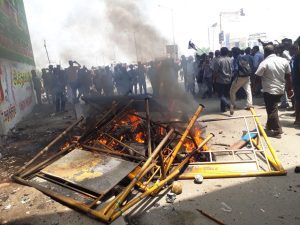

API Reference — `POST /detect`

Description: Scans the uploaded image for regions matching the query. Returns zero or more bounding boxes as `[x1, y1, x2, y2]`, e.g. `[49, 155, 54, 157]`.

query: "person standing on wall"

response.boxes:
[31, 70, 42, 105]
[255, 44, 293, 138]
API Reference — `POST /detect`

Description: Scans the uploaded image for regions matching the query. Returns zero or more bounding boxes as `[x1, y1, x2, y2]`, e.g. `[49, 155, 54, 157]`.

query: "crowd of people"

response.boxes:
[31, 60, 152, 112]
[181, 36, 300, 138]
[31, 36, 300, 138]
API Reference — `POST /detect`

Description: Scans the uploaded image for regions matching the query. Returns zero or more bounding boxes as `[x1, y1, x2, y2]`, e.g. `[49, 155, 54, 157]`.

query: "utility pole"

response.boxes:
[43, 40, 51, 64]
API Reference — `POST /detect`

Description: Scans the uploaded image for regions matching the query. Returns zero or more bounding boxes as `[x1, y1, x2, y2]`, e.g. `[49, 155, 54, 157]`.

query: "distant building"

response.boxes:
[0, 0, 36, 134]
[248, 32, 267, 48]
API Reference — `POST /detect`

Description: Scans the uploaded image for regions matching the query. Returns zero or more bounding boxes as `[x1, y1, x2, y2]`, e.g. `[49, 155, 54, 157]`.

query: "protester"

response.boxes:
[255, 44, 293, 138]
[277, 42, 293, 109]
[213, 47, 232, 112]
[186, 56, 195, 95]
[180, 55, 188, 90]
[229, 47, 253, 115]
[40, 65, 55, 104]
[128, 64, 138, 95]
[120, 65, 132, 95]
[94, 68, 104, 95]
[211, 50, 221, 94]
[77, 66, 92, 98]
[66, 60, 81, 103]
[147, 61, 158, 96]
[31, 70, 42, 105]
[195, 54, 205, 96]
[252, 46, 264, 96]
[53, 65, 66, 113]
[103, 66, 114, 96]
[202, 55, 213, 99]
[137, 62, 147, 94]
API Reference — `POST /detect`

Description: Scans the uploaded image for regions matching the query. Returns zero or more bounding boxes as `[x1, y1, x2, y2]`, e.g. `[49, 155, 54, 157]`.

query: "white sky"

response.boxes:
[23, 0, 299, 68]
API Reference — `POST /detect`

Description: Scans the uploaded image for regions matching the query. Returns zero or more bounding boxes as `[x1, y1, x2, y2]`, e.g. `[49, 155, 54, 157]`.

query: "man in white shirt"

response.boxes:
[255, 45, 293, 138]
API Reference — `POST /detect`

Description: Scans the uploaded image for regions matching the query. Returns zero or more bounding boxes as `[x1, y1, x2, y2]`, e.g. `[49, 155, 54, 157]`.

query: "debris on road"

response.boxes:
[194, 174, 204, 184]
[196, 209, 226, 225]
[221, 202, 232, 213]
[171, 181, 182, 195]
[11, 98, 287, 223]
[166, 192, 177, 203]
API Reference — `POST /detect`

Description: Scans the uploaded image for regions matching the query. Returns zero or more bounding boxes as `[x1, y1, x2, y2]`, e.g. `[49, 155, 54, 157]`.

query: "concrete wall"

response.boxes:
[0, 59, 35, 134]
[0, 0, 36, 135]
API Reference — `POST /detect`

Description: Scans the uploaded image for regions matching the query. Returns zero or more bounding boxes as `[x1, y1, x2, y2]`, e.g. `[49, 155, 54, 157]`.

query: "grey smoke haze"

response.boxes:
[104, 0, 167, 62]
[56, 0, 167, 66]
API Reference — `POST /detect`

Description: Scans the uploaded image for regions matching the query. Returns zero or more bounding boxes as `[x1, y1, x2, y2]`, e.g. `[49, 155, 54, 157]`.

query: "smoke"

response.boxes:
[53, 0, 167, 66]
[103, 0, 167, 62]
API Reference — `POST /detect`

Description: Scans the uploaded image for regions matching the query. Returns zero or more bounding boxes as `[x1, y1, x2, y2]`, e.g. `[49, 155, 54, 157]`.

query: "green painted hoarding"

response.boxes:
[0, 0, 35, 65]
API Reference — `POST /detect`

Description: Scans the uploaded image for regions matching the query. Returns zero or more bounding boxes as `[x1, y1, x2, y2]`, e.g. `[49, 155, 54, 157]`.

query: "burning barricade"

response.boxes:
[12, 96, 286, 223]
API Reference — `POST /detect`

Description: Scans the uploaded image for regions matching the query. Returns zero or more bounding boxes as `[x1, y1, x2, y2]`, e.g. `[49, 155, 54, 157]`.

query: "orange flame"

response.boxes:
[194, 128, 202, 146]
[135, 132, 145, 143]
[128, 114, 142, 128]
[183, 140, 195, 153]
[183, 127, 208, 152]
[159, 127, 164, 136]
[61, 142, 71, 150]
[99, 138, 107, 145]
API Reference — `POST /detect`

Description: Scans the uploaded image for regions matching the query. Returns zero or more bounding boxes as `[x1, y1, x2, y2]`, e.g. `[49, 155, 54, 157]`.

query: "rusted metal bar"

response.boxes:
[88, 194, 104, 208]
[12, 176, 111, 222]
[127, 171, 149, 191]
[110, 133, 214, 221]
[249, 108, 285, 171]
[79, 102, 119, 142]
[35, 173, 99, 199]
[196, 209, 226, 225]
[102, 128, 175, 217]
[128, 112, 196, 143]
[15, 116, 84, 176]
[20, 144, 75, 178]
[157, 115, 261, 124]
[102, 133, 145, 158]
[145, 97, 152, 157]
[165, 104, 204, 172]
[159, 151, 166, 179]
[82, 144, 145, 162]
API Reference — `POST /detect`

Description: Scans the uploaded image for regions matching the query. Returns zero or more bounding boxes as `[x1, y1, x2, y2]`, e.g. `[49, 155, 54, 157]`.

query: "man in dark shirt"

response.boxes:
[213, 47, 232, 112]
[181, 55, 188, 90]
[137, 62, 147, 94]
[54, 65, 67, 113]
[31, 70, 42, 105]
[128, 64, 138, 95]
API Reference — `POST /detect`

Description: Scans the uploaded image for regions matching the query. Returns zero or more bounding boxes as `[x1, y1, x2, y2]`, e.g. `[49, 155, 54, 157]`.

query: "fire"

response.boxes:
[135, 132, 145, 143]
[159, 127, 164, 136]
[183, 127, 208, 152]
[183, 140, 195, 153]
[128, 114, 142, 129]
[61, 142, 71, 150]
[99, 138, 107, 145]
